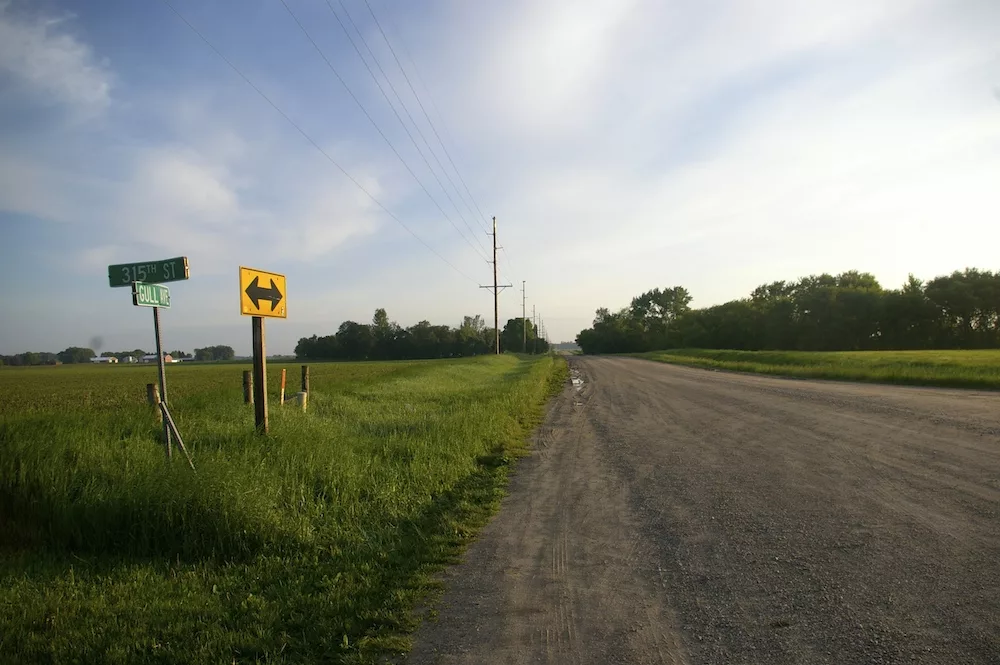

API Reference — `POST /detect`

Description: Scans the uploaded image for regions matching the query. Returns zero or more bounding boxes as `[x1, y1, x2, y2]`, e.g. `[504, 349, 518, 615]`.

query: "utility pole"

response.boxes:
[521, 280, 527, 353]
[480, 216, 511, 354]
[532, 305, 537, 354]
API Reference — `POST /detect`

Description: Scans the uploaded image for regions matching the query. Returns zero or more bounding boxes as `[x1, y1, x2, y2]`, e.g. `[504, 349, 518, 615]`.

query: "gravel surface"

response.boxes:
[408, 356, 1000, 665]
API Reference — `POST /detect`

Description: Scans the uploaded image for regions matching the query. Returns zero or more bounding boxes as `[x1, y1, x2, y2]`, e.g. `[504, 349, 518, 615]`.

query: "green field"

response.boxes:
[635, 349, 1000, 389]
[0, 355, 565, 664]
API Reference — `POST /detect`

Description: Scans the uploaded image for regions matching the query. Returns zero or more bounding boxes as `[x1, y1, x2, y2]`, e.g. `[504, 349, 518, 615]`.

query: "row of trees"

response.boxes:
[1, 347, 97, 366]
[193, 346, 234, 361]
[295, 309, 549, 361]
[2, 346, 230, 366]
[576, 269, 1000, 353]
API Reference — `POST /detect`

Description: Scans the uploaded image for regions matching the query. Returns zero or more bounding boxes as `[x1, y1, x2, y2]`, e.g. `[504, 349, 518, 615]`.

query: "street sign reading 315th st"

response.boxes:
[132, 282, 171, 308]
[239, 267, 286, 318]
[109, 257, 189, 287]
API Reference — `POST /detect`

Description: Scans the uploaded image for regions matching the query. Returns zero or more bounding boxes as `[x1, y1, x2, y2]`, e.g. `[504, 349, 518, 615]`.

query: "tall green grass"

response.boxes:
[636, 349, 1000, 389]
[0, 355, 566, 663]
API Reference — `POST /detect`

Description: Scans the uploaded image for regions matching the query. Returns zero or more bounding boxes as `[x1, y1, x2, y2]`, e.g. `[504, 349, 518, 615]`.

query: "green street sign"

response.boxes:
[109, 257, 188, 287]
[132, 282, 171, 308]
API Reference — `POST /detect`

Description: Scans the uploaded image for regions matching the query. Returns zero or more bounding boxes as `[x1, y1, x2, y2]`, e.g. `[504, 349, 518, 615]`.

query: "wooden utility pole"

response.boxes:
[521, 281, 527, 353]
[533, 305, 537, 354]
[480, 216, 511, 354]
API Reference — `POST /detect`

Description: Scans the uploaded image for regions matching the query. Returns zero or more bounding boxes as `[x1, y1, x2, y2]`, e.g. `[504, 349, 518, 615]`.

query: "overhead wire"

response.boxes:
[359, 0, 485, 235]
[158, 0, 478, 285]
[365, 0, 525, 298]
[277, 0, 489, 264]
[334, 0, 489, 257]
[372, 0, 493, 234]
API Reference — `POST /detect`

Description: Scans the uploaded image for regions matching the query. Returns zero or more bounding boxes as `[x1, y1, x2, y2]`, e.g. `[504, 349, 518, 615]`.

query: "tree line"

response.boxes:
[1, 345, 233, 366]
[295, 309, 549, 361]
[1, 348, 97, 366]
[576, 268, 1000, 354]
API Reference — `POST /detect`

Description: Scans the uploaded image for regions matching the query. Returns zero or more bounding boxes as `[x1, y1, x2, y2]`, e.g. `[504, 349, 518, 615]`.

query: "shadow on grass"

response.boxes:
[0, 446, 520, 665]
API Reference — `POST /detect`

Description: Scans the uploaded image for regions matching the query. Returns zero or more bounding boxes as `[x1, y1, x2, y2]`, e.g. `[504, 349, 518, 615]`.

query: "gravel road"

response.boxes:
[408, 356, 1000, 665]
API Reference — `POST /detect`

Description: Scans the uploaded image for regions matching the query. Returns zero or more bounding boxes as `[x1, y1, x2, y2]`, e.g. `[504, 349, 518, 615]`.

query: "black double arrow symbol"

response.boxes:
[245, 276, 283, 312]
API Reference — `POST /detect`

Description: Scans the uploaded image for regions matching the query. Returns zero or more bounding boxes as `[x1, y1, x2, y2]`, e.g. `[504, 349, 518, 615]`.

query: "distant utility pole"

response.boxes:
[521, 281, 527, 353]
[480, 216, 512, 355]
[533, 305, 537, 354]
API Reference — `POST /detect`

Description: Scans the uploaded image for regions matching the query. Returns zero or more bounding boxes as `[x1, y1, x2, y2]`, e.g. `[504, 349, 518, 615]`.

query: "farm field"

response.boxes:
[636, 348, 1000, 389]
[0, 355, 566, 664]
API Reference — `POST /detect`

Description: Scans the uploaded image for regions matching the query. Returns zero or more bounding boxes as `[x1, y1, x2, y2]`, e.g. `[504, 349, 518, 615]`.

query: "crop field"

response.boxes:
[636, 348, 1000, 389]
[0, 355, 566, 664]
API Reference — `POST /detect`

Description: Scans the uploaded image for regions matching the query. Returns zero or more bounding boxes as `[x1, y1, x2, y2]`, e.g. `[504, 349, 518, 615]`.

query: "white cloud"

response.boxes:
[0, 3, 112, 115]
[407, 0, 1000, 340]
[101, 145, 385, 272]
[5, 0, 1000, 351]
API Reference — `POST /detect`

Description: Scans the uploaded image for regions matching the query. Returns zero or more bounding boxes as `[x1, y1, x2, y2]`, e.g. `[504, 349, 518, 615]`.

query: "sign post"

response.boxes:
[152, 305, 171, 458]
[239, 267, 287, 434]
[107, 254, 191, 465]
[131, 281, 173, 457]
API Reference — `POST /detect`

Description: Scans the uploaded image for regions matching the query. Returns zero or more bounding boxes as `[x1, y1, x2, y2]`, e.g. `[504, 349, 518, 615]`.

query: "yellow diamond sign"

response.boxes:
[239, 267, 286, 318]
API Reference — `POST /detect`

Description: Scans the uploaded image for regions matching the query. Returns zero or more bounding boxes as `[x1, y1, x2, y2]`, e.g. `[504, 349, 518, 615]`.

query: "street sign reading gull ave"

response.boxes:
[133, 282, 171, 308]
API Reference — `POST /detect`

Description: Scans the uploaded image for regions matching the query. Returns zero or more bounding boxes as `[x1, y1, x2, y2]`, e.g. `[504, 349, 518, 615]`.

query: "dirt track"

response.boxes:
[408, 356, 1000, 665]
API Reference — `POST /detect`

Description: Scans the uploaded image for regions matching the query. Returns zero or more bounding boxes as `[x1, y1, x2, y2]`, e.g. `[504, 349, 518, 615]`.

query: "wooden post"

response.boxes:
[280, 368, 287, 405]
[243, 370, 253, 404]
[252, 316, 268, 434]
[146, 383, 162, 422]
[301, 365, 309, 394]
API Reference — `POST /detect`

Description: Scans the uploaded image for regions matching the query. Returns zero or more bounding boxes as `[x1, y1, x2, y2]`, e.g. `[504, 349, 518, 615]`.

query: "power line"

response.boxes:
[364, 1, 527, 294]
[159, 0, 478, 285]
[278, 0, 489, 263]
[371, 0, 492, 233]
[361, 0, 486, 233]
[366, 1, 527, 291]
[336, 0, 488, 256]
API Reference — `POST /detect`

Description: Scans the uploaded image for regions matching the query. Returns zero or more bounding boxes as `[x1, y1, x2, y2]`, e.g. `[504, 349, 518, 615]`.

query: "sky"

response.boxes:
[1, 0, 998, 355]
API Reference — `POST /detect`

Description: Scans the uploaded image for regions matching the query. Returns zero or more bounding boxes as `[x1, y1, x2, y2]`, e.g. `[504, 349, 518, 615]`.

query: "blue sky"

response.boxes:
[1, 0, 998, 355]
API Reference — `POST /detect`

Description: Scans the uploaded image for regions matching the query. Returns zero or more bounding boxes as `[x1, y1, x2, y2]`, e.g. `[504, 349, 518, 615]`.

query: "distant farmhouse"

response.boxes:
[141, 354, 173, 364]
[90, 356, 118, 364]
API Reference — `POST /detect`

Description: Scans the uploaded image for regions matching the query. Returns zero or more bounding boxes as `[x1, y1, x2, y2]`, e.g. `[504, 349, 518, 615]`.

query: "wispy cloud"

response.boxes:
[2, 0, 999, 352]
[0, 2, 112, 116]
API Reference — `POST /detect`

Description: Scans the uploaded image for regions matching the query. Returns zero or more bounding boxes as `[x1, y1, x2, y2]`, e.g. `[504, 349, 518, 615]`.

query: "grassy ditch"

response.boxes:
[635, 348, 1000, 389]
[0, 354, 566, 664]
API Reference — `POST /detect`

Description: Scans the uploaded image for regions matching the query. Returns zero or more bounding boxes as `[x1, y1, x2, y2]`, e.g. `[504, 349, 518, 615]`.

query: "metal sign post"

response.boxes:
[152, 305, 171, 458]
[239, 266, 287, 435]
[132, 281, 173, 458]
[108, 258, 192, 466]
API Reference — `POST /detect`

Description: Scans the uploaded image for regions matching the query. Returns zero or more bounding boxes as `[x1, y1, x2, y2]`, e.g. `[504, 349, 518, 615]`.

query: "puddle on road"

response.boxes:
[569, 368, 585, 406]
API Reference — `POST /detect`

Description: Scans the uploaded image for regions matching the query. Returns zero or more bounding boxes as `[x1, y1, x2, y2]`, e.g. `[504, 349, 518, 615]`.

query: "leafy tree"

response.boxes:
[336, 321, 374, 360]
[293, 310, 499, 360]
[577, 269, 1000, 354]
[457, 315, 490, 356]
[57, 347, 96, 364]
[501, 317, 538, 353]
[194, 345, 235, 361]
